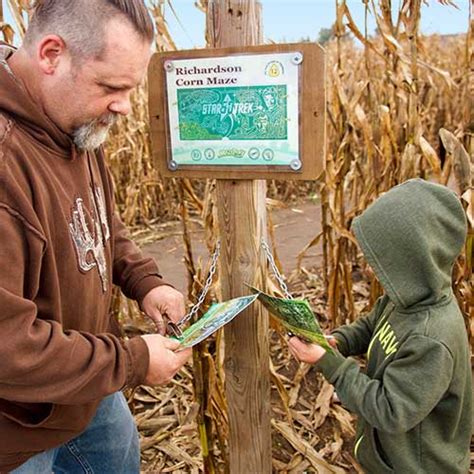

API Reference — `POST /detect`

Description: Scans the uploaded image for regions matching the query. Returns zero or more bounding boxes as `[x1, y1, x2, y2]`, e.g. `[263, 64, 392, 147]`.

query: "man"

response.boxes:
[0, 1, 192, 472]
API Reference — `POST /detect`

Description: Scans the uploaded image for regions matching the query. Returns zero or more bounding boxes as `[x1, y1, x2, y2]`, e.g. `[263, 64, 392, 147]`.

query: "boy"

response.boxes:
[289, 179, 472, 473]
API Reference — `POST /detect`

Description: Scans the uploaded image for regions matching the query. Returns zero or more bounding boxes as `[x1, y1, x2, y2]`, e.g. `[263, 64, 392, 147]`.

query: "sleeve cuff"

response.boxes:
[124, 336, 150, 388]
[331, 330, 350, 356]
[316, 350, 346, 383]
[131, 274, 172, 306]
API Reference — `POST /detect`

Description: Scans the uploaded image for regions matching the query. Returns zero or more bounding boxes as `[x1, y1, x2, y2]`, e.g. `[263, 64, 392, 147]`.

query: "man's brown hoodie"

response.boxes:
[0, 44, 165, 471]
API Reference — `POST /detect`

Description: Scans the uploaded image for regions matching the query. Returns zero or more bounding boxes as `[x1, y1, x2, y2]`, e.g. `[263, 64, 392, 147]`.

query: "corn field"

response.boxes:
[2, 0, 472, 472]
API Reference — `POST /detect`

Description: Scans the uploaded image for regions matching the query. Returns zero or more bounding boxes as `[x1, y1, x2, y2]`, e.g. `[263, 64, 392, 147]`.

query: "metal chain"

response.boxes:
[177, 239, 221, 328]
[170, 239, 290, 336]
[261, 239, 293, 300]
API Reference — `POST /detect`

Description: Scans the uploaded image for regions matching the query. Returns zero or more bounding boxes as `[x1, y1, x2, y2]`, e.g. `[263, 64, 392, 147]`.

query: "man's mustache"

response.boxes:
[95, 113, 118, 128]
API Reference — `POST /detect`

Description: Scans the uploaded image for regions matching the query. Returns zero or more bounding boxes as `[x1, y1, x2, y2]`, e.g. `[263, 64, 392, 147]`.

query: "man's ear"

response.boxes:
[37, 35, 67, 75]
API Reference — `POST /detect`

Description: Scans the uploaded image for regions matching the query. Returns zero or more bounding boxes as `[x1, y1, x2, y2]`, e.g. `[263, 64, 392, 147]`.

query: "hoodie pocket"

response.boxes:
[0, 401, 58, 428]
[356, 426, 394, 473]
[0, 400, 96, 432]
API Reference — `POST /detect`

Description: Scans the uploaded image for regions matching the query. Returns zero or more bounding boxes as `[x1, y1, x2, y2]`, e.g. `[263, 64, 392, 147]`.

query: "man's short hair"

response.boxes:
[24, 0, 154, 58]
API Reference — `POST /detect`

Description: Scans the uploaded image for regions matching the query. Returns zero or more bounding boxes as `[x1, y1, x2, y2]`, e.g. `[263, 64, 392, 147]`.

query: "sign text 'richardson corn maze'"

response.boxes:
[164, 52, 301, 170]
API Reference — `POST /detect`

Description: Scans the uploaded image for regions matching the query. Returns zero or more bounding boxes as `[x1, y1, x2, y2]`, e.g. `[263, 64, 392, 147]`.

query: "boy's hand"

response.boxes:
[288, 336, 327, 364]
[325, 335, 338, 349]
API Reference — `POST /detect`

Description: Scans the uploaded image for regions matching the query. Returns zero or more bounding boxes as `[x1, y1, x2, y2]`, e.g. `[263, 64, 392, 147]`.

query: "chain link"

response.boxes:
[177, 240, 221, 329]
[171, 239, 290, 336]
[261, 239, 293, 300]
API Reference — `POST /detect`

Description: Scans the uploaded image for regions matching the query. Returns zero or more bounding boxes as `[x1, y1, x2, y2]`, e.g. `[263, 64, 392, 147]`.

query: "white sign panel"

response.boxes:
[164, 52, 301, 170]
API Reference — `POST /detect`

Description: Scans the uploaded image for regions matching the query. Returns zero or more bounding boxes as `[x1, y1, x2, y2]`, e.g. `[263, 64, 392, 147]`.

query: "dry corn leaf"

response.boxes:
[419, 135, 441, 175]
[461, 190, 473, 227]
[272, 420, 346, 474]
[439, 128, 472, 195]
[330, 405, 356, 437]
[156, 440, 201, 469]
[289, 363, 312, 408]
[312, 380, 335, 429]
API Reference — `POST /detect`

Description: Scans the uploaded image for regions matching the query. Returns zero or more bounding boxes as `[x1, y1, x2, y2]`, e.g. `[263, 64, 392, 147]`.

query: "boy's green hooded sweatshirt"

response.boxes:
[317, 179, 471, 473]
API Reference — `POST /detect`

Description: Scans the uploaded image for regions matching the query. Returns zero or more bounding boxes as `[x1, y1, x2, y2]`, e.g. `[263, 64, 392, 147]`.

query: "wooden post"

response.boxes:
[207, 1, 272, 472]
[149, 4, 325, 471]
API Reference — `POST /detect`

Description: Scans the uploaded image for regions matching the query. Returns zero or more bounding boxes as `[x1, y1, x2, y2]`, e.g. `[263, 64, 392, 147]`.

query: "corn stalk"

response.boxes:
[313, 0, 471, 334]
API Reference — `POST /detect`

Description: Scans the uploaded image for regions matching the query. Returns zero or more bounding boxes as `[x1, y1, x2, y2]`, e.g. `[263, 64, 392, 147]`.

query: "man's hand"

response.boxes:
[288, 336, 327, 364]
[141, 285, 186, 335]
[141, 334, 192, 386]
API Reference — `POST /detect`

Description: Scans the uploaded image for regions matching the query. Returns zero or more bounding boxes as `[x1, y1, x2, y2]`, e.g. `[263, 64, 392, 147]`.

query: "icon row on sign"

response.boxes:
[191, 149, 215, 161]
[190, 148, 275, 162]
[248, 148, 274, 161]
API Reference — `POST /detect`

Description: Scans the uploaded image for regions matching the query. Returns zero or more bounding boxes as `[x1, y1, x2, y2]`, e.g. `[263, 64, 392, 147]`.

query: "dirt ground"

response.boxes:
[141, 201, 322, 294]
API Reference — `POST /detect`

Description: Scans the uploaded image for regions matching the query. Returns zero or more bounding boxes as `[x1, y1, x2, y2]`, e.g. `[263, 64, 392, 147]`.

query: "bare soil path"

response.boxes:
[141, 201, 322, 294]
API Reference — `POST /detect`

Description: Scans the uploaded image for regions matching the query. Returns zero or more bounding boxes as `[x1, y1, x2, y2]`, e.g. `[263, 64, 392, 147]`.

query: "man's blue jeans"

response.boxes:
[11, 392, 140, 474]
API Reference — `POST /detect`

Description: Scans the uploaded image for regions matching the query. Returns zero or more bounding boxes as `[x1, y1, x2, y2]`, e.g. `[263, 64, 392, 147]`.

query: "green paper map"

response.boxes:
[171, 287, 333, 354]
[173, 294, 258, 349]
[177, 85, 288, 141]
[248, 285, 334, 354]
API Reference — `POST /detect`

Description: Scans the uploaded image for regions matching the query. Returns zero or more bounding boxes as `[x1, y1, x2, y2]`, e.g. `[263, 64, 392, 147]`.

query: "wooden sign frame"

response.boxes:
[148, 42, 325, 180]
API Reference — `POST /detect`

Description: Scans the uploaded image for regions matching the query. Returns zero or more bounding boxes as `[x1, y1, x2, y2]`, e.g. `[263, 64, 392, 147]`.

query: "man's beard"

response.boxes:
[72, 113, 117, 151]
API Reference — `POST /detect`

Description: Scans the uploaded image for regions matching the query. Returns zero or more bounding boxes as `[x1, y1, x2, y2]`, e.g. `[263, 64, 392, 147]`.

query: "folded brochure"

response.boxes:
[172, 288, 333, 354]
[247, 285, 334, 354]
[172, 294, 258, 349]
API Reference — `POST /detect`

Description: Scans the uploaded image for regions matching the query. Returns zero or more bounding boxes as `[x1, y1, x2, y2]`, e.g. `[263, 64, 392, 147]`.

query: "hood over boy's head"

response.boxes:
[351, 179, 467, 309]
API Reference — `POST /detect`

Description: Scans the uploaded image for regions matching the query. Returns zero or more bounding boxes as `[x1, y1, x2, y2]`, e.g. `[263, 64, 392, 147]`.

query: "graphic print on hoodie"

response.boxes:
[69, 186, 111, 292]
[0, 43, 168, 471]
[316, 179, 471, 474]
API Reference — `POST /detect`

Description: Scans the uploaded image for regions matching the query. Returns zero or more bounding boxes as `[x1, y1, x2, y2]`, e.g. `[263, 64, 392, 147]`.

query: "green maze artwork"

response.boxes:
[177, 85, 288, 141]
